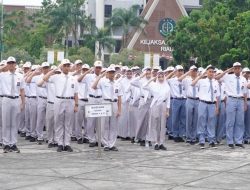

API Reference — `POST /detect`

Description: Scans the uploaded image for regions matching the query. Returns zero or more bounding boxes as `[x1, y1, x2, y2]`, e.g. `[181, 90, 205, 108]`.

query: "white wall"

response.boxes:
[181, 0, 200, 6]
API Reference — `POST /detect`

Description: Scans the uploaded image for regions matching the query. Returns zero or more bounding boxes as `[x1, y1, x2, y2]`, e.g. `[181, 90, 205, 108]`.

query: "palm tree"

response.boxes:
[88, 27, 115, 60]
[110, 5, 147, 48]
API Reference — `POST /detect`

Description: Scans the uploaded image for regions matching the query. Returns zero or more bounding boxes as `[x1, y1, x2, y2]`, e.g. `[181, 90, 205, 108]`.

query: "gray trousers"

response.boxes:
[29, 97, 37, 138]
[85, 97, 102, 143]
[73, 100, 87, 140]
[101, 101, 118, 148]
[0, 97, 2, 143]
[46, 102, 56, 144]
[135, 98, 151, 140]
[17, 97, 25, 132]
[128, 100, 140, 138]
[54, 99, 74, 146]
[24, 98, 31, 136]
[147, 103, 167, 145]
[2, 97, 19, 146]
[36, 97, 47, 140]
[118, 101, 130, 138]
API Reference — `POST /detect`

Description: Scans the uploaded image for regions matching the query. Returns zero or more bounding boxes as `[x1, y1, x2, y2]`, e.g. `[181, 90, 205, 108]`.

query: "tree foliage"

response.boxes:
[167, 0, 250, 68]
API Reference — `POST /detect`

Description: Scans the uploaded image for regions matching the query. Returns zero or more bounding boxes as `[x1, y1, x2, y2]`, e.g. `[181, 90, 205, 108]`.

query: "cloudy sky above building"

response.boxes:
[4, 0, 43, 6]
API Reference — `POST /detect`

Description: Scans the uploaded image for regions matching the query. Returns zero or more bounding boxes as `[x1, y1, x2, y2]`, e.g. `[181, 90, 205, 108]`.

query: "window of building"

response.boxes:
[105, 5, 112, 18]
[115, 40, 122, 53]
[199, 0, 203, 5]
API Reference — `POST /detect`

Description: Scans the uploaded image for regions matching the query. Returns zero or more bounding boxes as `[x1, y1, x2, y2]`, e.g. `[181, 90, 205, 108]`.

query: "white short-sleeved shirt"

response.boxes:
[168, 77, 186, 98]
[49, 73, 78, 97]
[118, 77, 132, 103]
[82, 73, 102, 97]
[217, 81, 227, 100]
[77, 74, 88, 99]
[97, 78, 123, 100]
[197, 78, 220, 102]
[221, 74, 247, 97]
[146, 81, 171, 108]
[47, 82, 56, 103]
[0, 71, 24, 96]
[33, 74, 47, 97]
[183, 77, 199, 98]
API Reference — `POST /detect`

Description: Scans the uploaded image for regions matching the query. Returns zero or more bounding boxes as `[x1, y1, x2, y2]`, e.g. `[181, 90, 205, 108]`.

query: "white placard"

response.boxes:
[47, 51, 54, 64]
[144, 53, 151, 68]
[85, 104, 112, 118]
[57, 51, 64, 62]
[153, 54, 160, 67]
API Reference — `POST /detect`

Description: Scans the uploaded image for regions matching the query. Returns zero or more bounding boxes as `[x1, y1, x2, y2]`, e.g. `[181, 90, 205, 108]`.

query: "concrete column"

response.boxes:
[96, 0, 104, 29]
[95, 0, 105, 61]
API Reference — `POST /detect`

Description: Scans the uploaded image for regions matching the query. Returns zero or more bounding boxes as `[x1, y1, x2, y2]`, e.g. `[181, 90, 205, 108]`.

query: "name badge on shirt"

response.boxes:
[71, 84, 74, 88]
[115, 89, 118, 93]
[214, 90, 217, 93]
[17, 82, 20, 87]
[241, 86, 244, 90]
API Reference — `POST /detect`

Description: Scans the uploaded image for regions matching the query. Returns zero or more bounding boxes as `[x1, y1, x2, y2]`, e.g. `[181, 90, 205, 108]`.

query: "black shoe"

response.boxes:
[200, 143, 205, 149]
[179, 137, 185, 142]
[168, 135, 174, 140]
[37, 140, 43, 145]
[82, 138, 89, 144]
[120, 137, 127, 141]
[228, 144, 235, 149]
[190, 141, 196, 145]
[154, 144, 160, 150]
[25, 136, 31, 140]
[18, 130, 21, 134]
[131, 138, 135, 143]
[71, 137, 77, 141]
[11, 145, 20, 153]
[125, 137, 131, 141]
[3, 145, 10, 153]
[43, 126, 46, 131]
[45, 140, 48, 143]
[235, 144, 245, 148]
[209, 142, 217, 149]
[0, 143, 2, 147]
[77, 138, 83, 144]
[48, 143, 54, 148]
[244, 140, 249, 144]
[140, 141, 145, 146]
[89, 142, 97, 147]
[29, 137, 36, 142]
[20, 132, 26, 137]
[104, 147, 110, 151]
[174, 137, 180, 143]
[110, 146, 118, 151]
[159, 144, 167, 150]
[54, 143, 58, 147]
[57, 145, 63, 152]
[64, 145, 73, 152]
[149, 141, 152, 147]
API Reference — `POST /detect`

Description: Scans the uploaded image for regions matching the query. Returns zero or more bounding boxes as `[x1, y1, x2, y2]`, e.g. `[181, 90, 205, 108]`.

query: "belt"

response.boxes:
[0, 95, 3, 97]
[172, 97, 186, 100]
[200, 100, 216, 104]
[3, 95, 19, 99]
[228, 96, 244, 100]
[56, 96, 74, 99]
[141, 96, 154, 99]
[29, 96, 37, 99]
[248, 98, 250, 101]
[221, 99, 225, 103]
[104, 99, 117, 102]
[80, 99, 88, 102]
[187, 97, 199, 100]
[48, 101, 54, 104]
[89, 94, 102, 98]
[39, 96, 47, 99]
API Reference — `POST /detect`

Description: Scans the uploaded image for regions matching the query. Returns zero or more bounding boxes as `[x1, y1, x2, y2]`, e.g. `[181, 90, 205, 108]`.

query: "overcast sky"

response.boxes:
[4, 0, 43, 6]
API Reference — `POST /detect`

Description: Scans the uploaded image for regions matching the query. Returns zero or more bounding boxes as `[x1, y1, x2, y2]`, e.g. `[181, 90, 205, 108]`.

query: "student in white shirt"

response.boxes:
[43, 59, 78, 152]
[92, 66, 122, 151]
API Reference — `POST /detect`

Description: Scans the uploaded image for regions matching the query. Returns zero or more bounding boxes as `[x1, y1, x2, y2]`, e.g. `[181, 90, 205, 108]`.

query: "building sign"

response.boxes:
[159, 18, 176, 37]
[140, 39, 173, 52]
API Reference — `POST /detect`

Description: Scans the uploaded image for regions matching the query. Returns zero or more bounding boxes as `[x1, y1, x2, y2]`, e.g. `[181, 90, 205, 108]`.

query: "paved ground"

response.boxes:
[1, 137, 250, 190]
